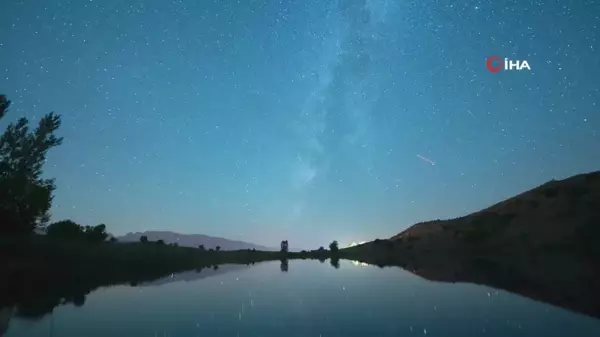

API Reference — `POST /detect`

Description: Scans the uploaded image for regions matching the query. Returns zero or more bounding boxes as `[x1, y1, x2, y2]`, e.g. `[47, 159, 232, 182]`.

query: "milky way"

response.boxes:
[0, 0, 598, 248]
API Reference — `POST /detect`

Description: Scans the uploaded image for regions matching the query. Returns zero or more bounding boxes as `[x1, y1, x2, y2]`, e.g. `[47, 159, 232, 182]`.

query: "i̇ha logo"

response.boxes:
[486, 56, 531, 73]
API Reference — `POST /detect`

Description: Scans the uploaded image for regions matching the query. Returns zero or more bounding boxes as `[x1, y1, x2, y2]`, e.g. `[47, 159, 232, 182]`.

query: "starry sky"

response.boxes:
[0, 0, 598, 249]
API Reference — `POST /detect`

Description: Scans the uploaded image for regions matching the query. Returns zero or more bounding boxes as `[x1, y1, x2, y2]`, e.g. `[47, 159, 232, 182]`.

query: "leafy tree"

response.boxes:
[156, 239, 164, 245]
[329, 240, 339, 253]
[0, 94, 63, 234]
[140, 235, 148, 244]
[280, 240, 289, 253]
[46, 220, 83, 239]
[83, 224, 108, 243]
[46, 220, 108, 243]
[198, 244, 205, 251]
[0, 94, 8, 119]
[215, 246, 221, 251]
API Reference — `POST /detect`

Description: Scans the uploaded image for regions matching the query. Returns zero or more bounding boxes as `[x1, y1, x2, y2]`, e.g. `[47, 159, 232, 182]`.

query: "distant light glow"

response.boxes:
[347, 241, 367, 248]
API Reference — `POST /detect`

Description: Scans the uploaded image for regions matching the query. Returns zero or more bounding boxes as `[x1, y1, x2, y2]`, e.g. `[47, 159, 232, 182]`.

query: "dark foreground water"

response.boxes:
[3, 260, 600, 337]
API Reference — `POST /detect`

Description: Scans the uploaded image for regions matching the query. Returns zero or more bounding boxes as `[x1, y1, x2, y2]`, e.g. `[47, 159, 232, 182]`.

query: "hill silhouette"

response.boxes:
[343, 170, 600, 319]
[349, 170, 599, 256]
[118, 231, 273, 251]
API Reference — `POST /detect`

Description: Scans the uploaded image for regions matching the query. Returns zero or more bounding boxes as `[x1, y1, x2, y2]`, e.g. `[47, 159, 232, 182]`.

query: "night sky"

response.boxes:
[1, 0, 598, 248]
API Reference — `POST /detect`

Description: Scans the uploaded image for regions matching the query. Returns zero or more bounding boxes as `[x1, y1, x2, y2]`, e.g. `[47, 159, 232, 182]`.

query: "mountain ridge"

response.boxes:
[118, 231, 274, 251]
[389, 170, 599, 251]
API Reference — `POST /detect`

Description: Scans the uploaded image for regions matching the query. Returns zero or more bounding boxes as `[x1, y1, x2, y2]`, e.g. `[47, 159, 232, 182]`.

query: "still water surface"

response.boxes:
[4, 260, 600, 337]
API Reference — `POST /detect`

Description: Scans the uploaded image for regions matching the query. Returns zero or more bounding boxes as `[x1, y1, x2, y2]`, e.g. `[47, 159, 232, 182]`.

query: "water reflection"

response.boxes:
[330, 256, 340, 269]
[2, 260, 600, 337]
[279, 258, 289, 272]
[141, 264, 249, 287]
[350, 260, 370, 267]
[2, 252, 600, 335]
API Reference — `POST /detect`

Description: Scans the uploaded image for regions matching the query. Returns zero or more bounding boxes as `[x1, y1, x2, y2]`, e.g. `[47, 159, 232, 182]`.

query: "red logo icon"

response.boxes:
[486, 56, 503, 73]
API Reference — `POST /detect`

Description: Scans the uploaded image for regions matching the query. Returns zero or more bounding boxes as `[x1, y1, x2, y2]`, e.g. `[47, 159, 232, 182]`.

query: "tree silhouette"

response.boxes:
[0, 95, 9, 119]
[84, 224, 108, 243]
[198, 244, 205, 251]
[140, 235, 148, 244]
[215, 246, 221, 251]
[46, 220, 83, 239]
[0, 94, 63, 234]
[156, 239, 165, 245]
[280, 240, 289, 253]
[329, 240, 339, 253]
[46, 220, 108, 243]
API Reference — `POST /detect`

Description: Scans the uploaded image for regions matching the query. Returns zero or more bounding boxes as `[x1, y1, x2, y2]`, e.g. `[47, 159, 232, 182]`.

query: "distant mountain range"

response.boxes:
[118, 231, 273, 251]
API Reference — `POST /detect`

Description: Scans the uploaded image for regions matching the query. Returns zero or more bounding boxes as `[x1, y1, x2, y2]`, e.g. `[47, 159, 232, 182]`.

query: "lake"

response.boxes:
[3, 260, 600, 337]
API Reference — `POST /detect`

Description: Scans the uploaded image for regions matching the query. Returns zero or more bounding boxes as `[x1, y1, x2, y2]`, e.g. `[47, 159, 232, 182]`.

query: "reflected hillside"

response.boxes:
[347, 251, 600, 320]
[141, 264, 249, 287]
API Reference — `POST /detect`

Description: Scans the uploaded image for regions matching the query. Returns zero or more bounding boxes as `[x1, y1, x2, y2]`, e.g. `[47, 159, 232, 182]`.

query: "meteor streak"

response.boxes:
[417, 154, 435, 166]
